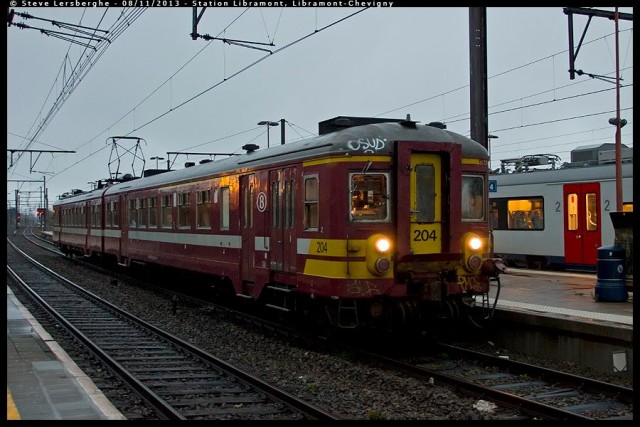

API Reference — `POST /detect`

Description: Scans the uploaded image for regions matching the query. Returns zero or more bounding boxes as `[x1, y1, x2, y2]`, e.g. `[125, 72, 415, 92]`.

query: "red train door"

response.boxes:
[240, 174, 255, 285]
[268, 167, 297, 273]
[563, 182, 601, 266]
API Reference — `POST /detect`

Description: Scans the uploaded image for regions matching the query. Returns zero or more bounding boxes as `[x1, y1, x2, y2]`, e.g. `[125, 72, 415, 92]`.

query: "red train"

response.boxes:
[52, 116, 501, 331]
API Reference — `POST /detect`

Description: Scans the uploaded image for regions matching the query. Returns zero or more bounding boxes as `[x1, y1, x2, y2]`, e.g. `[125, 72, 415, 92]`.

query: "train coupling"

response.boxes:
[481, 257, 507, 279]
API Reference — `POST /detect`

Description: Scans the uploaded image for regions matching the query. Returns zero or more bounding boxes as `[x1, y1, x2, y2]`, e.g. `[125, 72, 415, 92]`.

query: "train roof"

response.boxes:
[54, 120, 487, 205]
[491, 161, 633, 186]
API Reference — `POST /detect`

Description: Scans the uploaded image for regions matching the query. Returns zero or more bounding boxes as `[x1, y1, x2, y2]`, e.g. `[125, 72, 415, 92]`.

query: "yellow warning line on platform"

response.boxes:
[7, 387, 21, 420]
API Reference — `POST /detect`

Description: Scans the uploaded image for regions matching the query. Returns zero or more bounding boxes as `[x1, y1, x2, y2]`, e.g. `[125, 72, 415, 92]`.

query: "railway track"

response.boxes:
[7, 238, 340, 421]
[335, 340, 634, 420]
[11, 229, 634, 420]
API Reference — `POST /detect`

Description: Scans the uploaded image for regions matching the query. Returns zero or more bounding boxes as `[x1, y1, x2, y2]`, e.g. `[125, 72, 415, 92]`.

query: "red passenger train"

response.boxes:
[52, 116, 501, 331]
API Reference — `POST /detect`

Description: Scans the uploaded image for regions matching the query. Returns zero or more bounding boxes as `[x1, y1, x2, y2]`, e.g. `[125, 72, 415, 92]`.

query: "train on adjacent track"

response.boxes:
[52, 116, 501, 332]
[489, 144, 633, 272]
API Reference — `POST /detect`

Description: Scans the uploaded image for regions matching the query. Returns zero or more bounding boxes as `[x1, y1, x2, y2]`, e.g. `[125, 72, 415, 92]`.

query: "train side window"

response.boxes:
[567, 193, 578, 231]
[350, 173, 389, 222]
[178, 192, 191, 229]
[148, 197, 157, 228]
[113, 201, 119, 227]
[250, 184, 255, 228]
[285, 179, 295, 228]
[197, 190, 212, 229]
[107, 201, 118, 227]
[271, 180, 280, 229]
[241, 183, 253, 229]
[139, 198, 148, 228]
[304, 176, 319, 230]
[220, 187, 230, 230]
[506, 197, 544, 230]
[129, 199, 137, 228]
[161, 195, 173, 228]
[586, 193, 597, 231]
[462, 175, 484, 221]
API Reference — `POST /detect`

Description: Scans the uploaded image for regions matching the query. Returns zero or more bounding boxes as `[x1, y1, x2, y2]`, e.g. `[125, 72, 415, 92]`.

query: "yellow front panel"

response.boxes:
[409, 223, 442, 254]
[302, 259, 393, 279]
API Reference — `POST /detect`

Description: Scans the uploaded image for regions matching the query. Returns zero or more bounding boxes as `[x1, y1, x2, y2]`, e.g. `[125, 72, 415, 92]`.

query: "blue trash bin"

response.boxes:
[594, 245, 628, 302]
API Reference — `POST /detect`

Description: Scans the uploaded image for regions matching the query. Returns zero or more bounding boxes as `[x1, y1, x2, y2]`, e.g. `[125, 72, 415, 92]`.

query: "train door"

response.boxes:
[408, 154, 444, 255]
[268, 167, 297, 273]
[240, 174, 256, 284]
[563, 182, 601, 266]
[396, 141, 452, 260]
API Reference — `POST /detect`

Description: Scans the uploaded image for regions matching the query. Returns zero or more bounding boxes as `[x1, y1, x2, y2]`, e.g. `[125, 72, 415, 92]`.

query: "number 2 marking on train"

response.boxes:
[413, 229, 437, 241]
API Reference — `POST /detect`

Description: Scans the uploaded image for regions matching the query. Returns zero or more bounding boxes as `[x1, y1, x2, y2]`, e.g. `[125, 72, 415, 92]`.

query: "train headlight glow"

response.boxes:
[366, 234, 393, 276]
[468, 236, 483, 251]
[374, 237, 391, 253]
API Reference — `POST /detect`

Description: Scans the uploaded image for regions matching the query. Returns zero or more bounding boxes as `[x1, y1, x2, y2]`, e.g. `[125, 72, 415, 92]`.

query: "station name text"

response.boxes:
[15, 0, 394, 6]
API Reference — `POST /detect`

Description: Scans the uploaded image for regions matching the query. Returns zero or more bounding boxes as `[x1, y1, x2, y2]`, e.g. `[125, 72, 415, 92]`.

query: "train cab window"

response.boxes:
[350, 173, 389, 222]
[148, 197, 157, 228]
[161, 194, 173, 228]
[462, 175, 484, 221]
[129, 199, 137, 228]
[220, 187, 230, 230]
[303, 176, 319, 230]
[178, 193, 191, 228]
[197, 190, 212, 229]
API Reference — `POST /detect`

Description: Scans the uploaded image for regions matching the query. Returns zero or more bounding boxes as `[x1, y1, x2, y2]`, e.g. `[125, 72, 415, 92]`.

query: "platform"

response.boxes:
[491, 268, 633, 326]
[6, 285, 124, 420]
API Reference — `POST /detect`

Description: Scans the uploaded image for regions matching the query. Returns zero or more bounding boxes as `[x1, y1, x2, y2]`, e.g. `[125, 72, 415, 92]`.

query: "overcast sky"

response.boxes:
[7, 5, 634, 212]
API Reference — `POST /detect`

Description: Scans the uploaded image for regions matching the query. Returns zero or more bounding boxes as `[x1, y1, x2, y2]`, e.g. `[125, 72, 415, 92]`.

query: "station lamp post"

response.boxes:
[258, 121, 279, 148]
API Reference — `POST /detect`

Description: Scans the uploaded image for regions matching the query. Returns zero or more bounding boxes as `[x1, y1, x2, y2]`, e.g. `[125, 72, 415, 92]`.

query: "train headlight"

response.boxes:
[462, 232, 484, 273]
[366, 234, 392, 276]
[374, 236, 391, 253]
[468, 236, 483, 251]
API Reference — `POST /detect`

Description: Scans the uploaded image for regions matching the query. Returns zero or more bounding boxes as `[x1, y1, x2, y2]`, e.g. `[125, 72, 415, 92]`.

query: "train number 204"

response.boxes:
[413, 229, 437, 241]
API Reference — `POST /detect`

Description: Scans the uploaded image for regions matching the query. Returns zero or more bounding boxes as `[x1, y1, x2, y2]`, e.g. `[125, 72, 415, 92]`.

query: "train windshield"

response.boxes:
[350, 172, 389, 221]
[462, 175, 485, 221]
